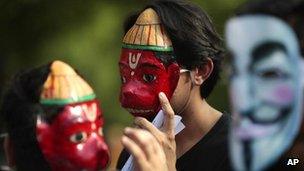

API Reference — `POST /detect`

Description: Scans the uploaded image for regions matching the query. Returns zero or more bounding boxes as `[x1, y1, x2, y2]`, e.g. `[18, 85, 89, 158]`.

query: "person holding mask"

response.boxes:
[117, 0, 231, 170]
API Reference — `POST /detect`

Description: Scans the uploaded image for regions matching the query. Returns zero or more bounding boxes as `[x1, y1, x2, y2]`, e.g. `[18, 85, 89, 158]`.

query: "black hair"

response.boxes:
[236, 0, 304, 56]
[1, 64, 52, 171]
[123, 0, 224, 98]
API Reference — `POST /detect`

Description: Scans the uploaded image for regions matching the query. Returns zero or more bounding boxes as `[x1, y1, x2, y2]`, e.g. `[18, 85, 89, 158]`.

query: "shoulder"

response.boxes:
[200, 112, 231, 150]
[176, 113, 232, 171]
[204, 112, 231, 142]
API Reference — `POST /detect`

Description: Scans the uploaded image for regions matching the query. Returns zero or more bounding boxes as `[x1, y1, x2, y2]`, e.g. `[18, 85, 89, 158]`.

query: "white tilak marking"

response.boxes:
[128, 52, 141, 70]
[84, 103, 97, 122]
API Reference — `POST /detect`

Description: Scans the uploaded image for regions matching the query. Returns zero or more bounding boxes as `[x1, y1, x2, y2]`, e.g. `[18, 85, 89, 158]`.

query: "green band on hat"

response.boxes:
[122, 43, 173, 52]
[40, 93, 96, 105]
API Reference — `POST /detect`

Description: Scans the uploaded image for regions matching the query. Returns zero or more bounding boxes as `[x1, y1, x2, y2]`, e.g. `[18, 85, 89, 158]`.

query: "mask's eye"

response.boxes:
[121, 76, 126, 84]
[70, 132, 88, 143]
[98, 127, 104, 136]
[257, 69, 288, 79]
[143, 74, 156, 83]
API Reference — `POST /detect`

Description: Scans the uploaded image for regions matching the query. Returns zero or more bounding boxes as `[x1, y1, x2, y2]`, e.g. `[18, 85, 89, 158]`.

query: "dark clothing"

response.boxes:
[117, 113, 232, 171]
[265, 136, 304, 171]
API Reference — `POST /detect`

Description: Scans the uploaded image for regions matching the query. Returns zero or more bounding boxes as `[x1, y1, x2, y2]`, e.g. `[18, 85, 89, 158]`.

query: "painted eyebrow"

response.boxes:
[62, 118, 88, 128]
[63, 116, 100, 128]
[119, 61, 163, 69]
[250, 41, 287, 70]
[138, 62, 163, 69]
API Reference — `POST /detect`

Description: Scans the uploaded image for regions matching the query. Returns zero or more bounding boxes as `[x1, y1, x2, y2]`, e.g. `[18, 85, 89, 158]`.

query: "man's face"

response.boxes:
[119, 48, 179, 118]
[226, 16, 303, 171]
[36, 100, 109, 171]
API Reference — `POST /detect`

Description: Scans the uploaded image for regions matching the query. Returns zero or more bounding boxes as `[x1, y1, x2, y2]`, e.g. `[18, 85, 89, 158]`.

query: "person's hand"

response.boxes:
[133, 92, 176, 171]
[121, 128, 168, 171]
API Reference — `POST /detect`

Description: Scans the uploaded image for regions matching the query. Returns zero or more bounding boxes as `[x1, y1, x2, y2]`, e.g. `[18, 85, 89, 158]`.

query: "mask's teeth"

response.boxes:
[126, 108, 153, 113]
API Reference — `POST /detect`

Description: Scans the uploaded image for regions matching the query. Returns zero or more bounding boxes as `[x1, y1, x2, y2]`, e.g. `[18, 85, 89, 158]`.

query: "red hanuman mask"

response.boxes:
[119, 8, 180, 118]
[36, 61, 109, 171]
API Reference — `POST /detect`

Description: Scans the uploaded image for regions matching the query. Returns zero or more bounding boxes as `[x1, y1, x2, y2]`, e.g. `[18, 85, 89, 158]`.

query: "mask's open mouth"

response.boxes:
[125, 108, 154, 114]
[235, 122, 280, 140]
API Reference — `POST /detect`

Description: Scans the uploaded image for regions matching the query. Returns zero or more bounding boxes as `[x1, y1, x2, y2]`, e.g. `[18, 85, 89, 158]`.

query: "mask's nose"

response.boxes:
[120, 81, 152, 107]
[96, 136, 109, 169]
[120, 82, 136, 101]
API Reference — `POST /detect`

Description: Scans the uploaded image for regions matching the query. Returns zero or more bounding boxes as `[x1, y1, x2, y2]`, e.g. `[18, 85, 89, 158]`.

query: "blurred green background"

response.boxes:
[0, 0, 246, 169]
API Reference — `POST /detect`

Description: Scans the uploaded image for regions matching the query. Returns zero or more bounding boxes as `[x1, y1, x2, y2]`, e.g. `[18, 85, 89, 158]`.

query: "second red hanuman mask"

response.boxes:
[37, 61, 110, 171]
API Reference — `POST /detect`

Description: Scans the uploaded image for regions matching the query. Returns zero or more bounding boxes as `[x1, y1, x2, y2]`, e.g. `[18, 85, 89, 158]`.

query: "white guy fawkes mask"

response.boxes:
[226, 15, 303, 171]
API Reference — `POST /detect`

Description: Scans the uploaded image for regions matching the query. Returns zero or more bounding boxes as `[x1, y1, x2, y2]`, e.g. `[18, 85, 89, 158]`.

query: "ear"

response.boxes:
[4, 135, 15, 167]
[192, 58, 214, 86]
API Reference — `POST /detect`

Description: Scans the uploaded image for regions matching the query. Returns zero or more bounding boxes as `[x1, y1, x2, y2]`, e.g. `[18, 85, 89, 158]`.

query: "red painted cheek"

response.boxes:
[167, 63, 180, 98]
[272, 85, 295, 105]
[36, 121, 54, 161]
[259, 84, 295, 107]
[50, 134, 108, 170]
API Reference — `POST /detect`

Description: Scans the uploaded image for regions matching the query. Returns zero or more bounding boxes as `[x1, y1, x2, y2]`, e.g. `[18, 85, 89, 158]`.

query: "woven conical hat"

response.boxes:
[122, 8, 173, 52]
[40, 60, 96, 105]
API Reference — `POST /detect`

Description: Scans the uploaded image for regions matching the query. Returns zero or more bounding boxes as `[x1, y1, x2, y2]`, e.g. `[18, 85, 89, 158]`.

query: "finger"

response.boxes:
[134, 117, 163, 141]
[159, 92, 175, 138]
[121, 135, 148, 170]
[124, 127, 157, 159]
